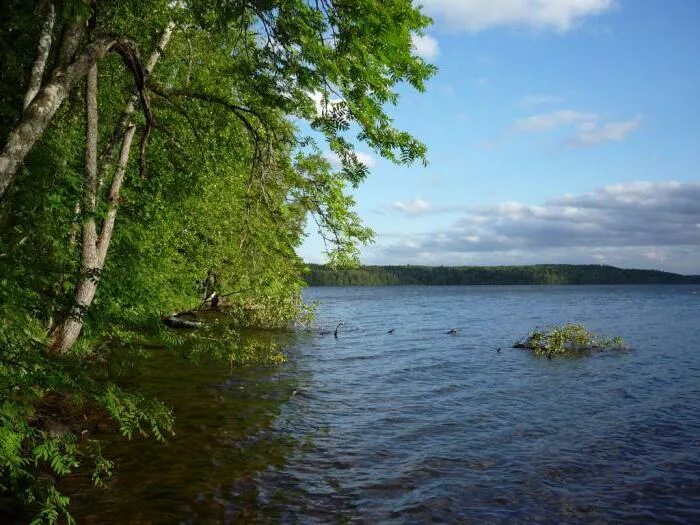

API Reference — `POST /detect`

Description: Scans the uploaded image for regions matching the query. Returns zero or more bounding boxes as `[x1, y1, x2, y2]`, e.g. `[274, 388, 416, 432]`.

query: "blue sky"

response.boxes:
[298, 0, 700, 274]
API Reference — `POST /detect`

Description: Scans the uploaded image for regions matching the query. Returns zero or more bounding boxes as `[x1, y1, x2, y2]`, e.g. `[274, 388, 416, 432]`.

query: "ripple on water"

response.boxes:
[64, 285, 700, 524]
[289, 285, 700, 523]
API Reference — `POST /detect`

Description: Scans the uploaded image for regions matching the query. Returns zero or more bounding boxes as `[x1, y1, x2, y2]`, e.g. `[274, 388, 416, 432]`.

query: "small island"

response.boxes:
[513, 323, 628, 357]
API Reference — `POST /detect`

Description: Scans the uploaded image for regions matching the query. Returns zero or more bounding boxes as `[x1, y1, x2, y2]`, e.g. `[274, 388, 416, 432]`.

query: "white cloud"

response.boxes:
[514, 110, 641, 146]
[391, 197, 432, 216]
[572, 115, 642, 145]
[515, 110, 597, 132]
[412, 34, 440, 60]
[367, 181, 700, 273]
[324, 151, 341, 167]
[420, 0, 616, 33]
[356, 151, 377, 168]
[325, 151, 376, 169]
[309, 91, 343, 117]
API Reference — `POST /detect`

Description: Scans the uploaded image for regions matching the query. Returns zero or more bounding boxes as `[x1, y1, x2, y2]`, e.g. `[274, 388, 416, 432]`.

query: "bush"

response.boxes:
[0, 306, 175, 524]
[514, 323, 628, 357]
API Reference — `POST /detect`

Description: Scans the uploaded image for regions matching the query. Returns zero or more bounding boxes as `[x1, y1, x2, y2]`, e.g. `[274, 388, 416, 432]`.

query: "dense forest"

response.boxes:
[0, 1, 433, 521]
[305, 264, 700, 286]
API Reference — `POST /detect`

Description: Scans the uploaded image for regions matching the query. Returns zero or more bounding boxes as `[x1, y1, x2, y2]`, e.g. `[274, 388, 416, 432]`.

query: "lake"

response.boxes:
[70, 285, 700, 523]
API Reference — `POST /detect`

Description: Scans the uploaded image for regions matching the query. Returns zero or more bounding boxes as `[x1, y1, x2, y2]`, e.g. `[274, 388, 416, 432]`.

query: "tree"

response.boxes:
[1, 0, 434, 199]
[1, 0, 434, 352]
[1, 2, 434, 517]
[0, 2, 152, 201]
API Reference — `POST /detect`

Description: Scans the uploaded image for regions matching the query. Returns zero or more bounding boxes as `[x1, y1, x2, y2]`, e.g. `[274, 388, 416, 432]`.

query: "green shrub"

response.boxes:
[0, 306, 175, 524]
[514, 323, 628, 357]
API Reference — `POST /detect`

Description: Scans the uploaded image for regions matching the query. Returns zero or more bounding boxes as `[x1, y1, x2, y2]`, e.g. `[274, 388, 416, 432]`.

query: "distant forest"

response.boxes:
[305, 264, 700, 286]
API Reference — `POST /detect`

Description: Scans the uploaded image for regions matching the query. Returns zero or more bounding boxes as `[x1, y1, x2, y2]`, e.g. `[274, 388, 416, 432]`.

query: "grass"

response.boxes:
[513, 323, 628, 357]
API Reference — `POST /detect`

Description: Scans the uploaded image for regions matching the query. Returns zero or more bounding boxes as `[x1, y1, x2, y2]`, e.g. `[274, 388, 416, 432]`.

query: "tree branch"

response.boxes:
[23, 0, 56, 111]
[54, 18, 85, 69]
[0, 35, 152, 201]
[97, 125, 136, 265]
[99, 23, 175, 174]
[147, 83, 270, 152]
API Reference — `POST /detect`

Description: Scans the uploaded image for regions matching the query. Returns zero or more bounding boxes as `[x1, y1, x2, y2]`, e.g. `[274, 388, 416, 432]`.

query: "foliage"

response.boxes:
[305, 263, 700, 286]
[0, 307, 290, 522]
[0, 306, 173, 523]
[1, 0, 434, 519]
[514, 323, 628, 357]
[97, 385, 173, 441]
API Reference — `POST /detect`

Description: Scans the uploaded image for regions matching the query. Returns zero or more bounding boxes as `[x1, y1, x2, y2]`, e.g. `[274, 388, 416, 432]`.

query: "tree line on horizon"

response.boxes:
[304, 263, 700, 286]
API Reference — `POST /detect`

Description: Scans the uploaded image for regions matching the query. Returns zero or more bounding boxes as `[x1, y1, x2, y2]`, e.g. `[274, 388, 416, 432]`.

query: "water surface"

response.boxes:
[72, 285, 700, 523]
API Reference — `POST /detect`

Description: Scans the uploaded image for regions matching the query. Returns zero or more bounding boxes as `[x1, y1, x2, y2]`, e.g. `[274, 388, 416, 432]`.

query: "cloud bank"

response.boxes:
[367, 181, 700, 274]
[420, 0, 616, 33]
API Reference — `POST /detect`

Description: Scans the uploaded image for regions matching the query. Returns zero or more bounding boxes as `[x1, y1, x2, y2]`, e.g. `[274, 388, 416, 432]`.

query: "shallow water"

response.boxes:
[71, 285, 700, 523]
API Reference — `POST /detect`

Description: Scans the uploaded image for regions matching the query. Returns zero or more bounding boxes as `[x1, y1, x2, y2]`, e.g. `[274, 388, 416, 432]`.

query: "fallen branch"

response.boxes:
[163, 312, 203, 329]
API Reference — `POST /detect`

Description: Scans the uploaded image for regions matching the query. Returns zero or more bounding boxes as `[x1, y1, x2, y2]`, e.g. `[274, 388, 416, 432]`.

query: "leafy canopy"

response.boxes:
[0, 0, 435, 521]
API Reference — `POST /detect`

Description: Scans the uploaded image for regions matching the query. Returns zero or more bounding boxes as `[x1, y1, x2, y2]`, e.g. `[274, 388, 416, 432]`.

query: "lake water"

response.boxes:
[70, 285, 700, 523]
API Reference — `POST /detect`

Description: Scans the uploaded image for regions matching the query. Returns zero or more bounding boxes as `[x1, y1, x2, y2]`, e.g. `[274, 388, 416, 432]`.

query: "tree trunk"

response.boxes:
[97, 125, 135, 264]
[0, 16, 84, 200]
[49, 25, 174, 353]
[0, 77, 70, 199]
[23, 1, 56, 111]
[0, 35, 147, 202]
[55, 19, 85, 69]
[50, 63, 99, 354]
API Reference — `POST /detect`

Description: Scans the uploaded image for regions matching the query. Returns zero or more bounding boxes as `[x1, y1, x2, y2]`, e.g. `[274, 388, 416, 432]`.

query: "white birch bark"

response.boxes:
[97, 125, 136, 264]
[50, 64, 99, 353]
[0, 35, 142, 201]
[23, 1, 56, 111]
[50, 24, 175, 352]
